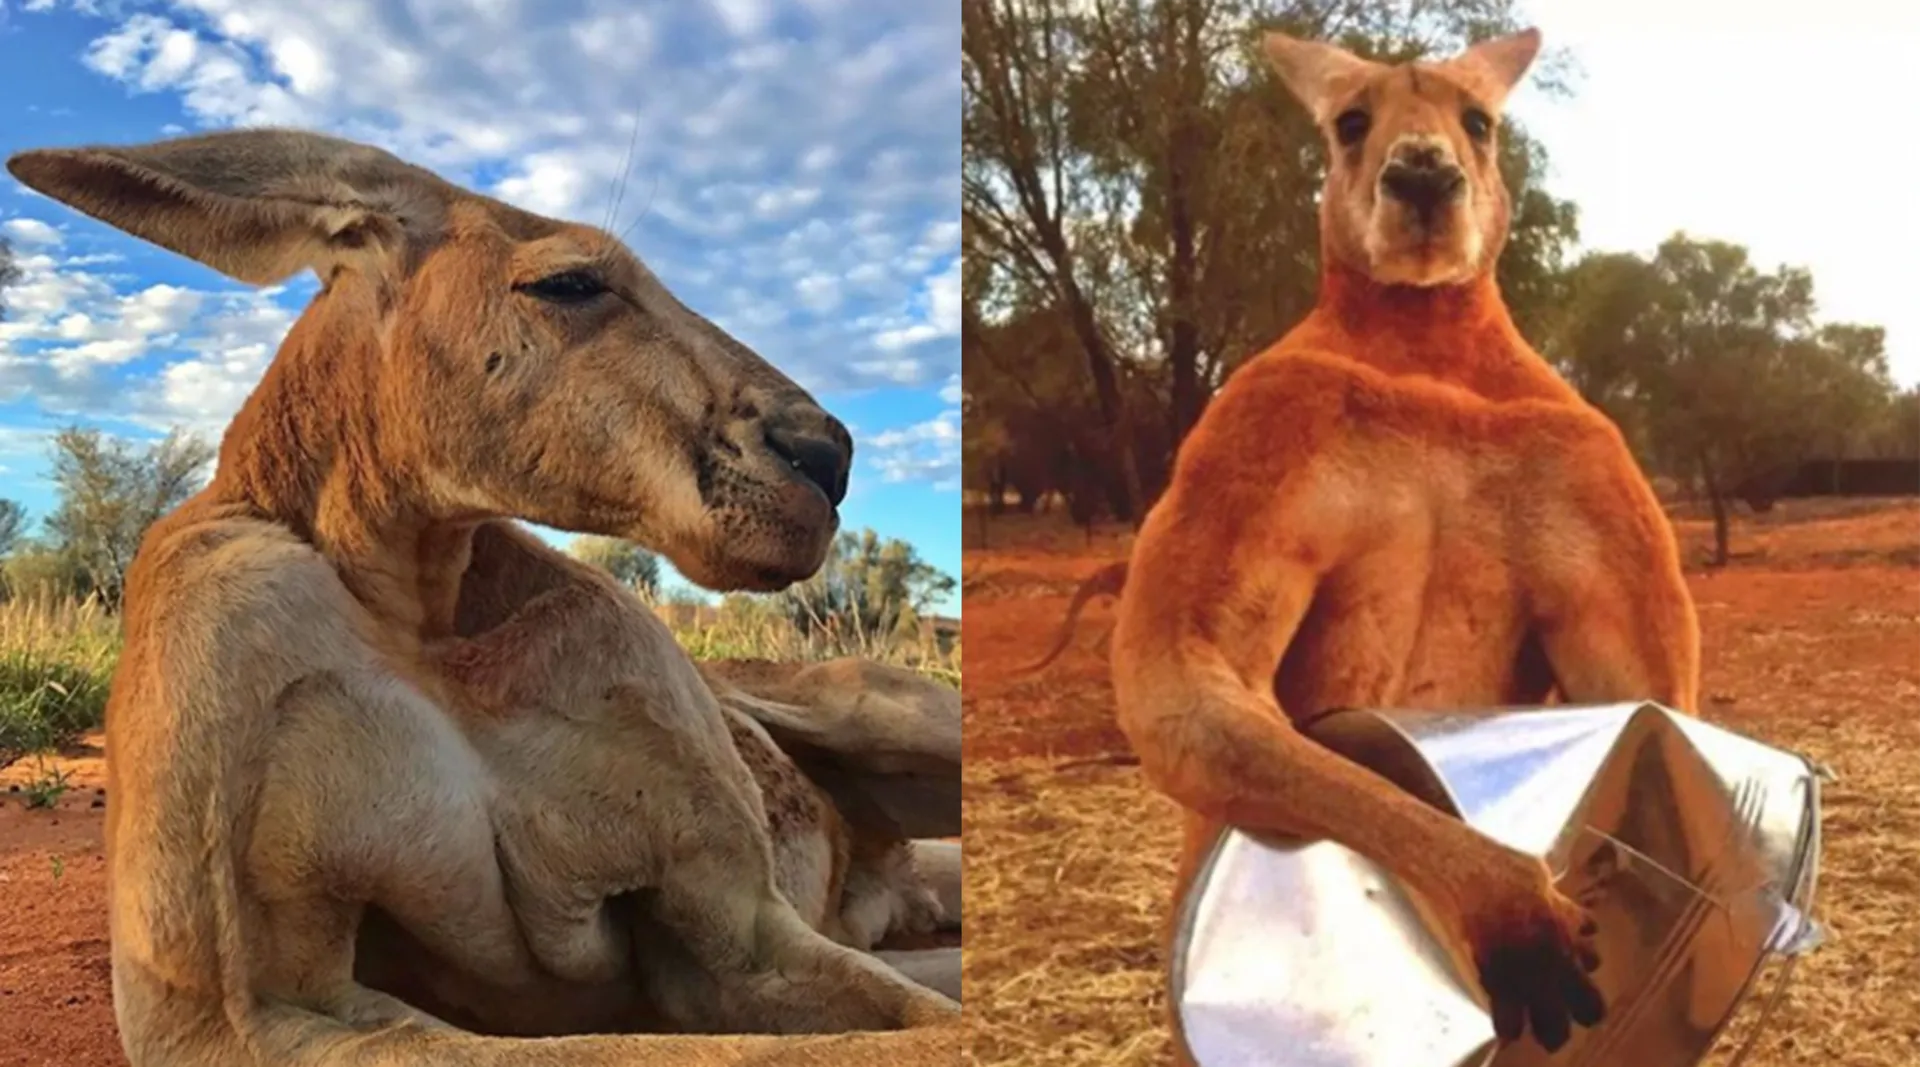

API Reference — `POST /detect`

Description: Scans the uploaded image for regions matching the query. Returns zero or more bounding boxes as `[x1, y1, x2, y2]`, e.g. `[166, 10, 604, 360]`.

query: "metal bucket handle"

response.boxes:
[1710, 763, 1825, 1067]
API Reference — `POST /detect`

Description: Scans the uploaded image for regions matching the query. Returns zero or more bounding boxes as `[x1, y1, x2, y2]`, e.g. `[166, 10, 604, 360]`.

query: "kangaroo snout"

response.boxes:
[763, 408, 853, 506]
[1379, 140, 1465, 220]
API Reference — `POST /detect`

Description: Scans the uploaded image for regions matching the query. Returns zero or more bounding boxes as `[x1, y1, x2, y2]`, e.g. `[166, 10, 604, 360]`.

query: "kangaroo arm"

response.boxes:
[1109, 510, 1515, 915]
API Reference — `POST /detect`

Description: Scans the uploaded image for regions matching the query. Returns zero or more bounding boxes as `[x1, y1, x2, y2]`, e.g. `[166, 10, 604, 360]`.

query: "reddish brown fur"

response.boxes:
[726, 712, 836, 844]
[1108, 29, 1699, 1057]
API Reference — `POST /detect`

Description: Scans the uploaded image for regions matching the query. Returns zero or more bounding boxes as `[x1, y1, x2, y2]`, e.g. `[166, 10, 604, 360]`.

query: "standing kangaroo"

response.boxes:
[1108, 29, 1699, 1057]
[6, 129, 958, 1066]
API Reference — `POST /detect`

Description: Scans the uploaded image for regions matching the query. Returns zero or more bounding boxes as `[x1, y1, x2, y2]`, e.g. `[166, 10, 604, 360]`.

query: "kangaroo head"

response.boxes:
[5, 129, 850, 592]
[1262, 28, 1541, 287]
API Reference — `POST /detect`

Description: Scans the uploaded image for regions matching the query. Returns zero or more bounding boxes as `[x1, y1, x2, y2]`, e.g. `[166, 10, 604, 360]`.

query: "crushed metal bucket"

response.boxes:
[1170, 702, 1824, 1067]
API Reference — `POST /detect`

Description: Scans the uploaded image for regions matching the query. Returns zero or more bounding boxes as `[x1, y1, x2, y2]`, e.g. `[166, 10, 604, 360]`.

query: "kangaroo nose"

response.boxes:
[764, 413, 851, 506]
[1380, 158, 1465, 217]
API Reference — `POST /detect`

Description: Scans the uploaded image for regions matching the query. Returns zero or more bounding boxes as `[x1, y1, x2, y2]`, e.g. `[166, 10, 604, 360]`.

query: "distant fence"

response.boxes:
[1738, 459, 1920, 507]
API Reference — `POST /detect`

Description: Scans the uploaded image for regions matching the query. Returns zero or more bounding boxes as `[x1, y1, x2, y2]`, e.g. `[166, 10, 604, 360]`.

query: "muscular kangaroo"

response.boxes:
[7, 129, 958, 1065]
[1108, 29, 1699, 1057]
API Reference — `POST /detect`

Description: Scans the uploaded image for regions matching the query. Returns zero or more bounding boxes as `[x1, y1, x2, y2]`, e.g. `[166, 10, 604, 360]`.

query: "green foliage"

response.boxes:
[3, 545, 91, 603]
[776, 528, 957, 644]
[0, 499, 26, 559]
[0, 596, 119, 767]
[45, 426, 214, 607]
[1546, 233, 1898, 563]
[1866, 391, 1920, 458]
[22, 762, 72, 810]
[567, 535, 663, 599]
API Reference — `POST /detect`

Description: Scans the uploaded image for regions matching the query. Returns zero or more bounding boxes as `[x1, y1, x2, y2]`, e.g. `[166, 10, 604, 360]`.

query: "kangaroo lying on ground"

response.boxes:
[1099, 29, 1699, 1057]
[7, 128, 959, 1065]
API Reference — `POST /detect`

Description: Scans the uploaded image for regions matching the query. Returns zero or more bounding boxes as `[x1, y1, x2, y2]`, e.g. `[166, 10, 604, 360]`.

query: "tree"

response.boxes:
[1859, 386, 1920, 460]
[45, 426, 215, 607]
[1549, 235, 1897, 564]
[0, 500, 26, 559]
[966, 0, 1149, 521]
[1539, 251, 1671, 454]
[778, 528, 956, 642]
[568, 535, 663, 599]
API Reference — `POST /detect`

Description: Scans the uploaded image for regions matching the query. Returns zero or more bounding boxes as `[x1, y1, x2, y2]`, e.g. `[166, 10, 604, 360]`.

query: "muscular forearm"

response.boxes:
[1114, 649, 1516, 911]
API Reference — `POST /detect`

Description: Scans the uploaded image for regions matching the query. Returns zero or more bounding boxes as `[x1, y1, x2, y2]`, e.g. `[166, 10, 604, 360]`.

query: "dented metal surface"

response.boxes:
[1170, 703, 1823, 1067]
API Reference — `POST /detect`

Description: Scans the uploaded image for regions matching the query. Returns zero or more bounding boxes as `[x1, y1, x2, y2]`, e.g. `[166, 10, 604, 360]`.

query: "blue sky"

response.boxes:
[0, 0, 961, 613]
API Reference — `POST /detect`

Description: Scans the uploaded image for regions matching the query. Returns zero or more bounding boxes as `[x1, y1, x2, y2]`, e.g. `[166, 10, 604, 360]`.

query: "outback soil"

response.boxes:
[962, 498, 1920, 1067]
[0, 697, 957, 1067]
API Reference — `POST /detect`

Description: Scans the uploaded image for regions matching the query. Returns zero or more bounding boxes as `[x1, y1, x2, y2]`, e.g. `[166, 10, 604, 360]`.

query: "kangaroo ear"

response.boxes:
[1260, 31, 1383, 124]
[1438, 28, 1542, 111]
[5, 128, 454, 285]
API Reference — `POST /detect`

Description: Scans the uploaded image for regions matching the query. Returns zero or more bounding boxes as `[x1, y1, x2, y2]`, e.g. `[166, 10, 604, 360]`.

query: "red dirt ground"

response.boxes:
[961, 499, 1920, 1067]
[0, 793, 115, 1067]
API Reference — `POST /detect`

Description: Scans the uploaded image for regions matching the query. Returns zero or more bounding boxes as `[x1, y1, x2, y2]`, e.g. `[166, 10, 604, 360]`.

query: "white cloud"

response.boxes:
[145, 295, 299, 439]
[4, 0, 959, 492]
[871, 324, 937, 351]
[0, 240, 290, 431]
[1, 218, 63, 247]
[925, 256, 960, 334]
[868, 256, 961, 354]
[753, 186, 822, 219]
[864, 409, 960, 491]
[794, 272, 841, 313]
[570, 11, 656, 65]
[850, 356, 925, 383]
[492, 150, 608, 219]
[61, 0, 952, 394]
[710, 0, 772, 38]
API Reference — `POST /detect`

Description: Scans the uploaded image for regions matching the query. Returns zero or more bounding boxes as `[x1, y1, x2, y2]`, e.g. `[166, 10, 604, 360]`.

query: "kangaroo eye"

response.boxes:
[518, 270, 608, 303]
[1333, 108, 1370, 147]
[1461, 108, 1494, 143]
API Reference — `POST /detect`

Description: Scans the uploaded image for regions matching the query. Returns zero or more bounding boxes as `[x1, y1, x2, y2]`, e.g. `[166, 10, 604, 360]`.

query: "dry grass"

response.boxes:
[962, 499, 1920, 1067]
[671, 608, 960, 688]
[964, 756, 1180, 1066]
[0, 595, 119, 767]
[0, 590, 956, 771]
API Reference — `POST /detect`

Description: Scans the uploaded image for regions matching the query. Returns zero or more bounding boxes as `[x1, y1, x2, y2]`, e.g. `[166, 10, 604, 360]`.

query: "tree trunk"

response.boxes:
[1700, 454, 1730, 567]
[1160, 0, 1204, 452]
[1054, 270, 1145, 522]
